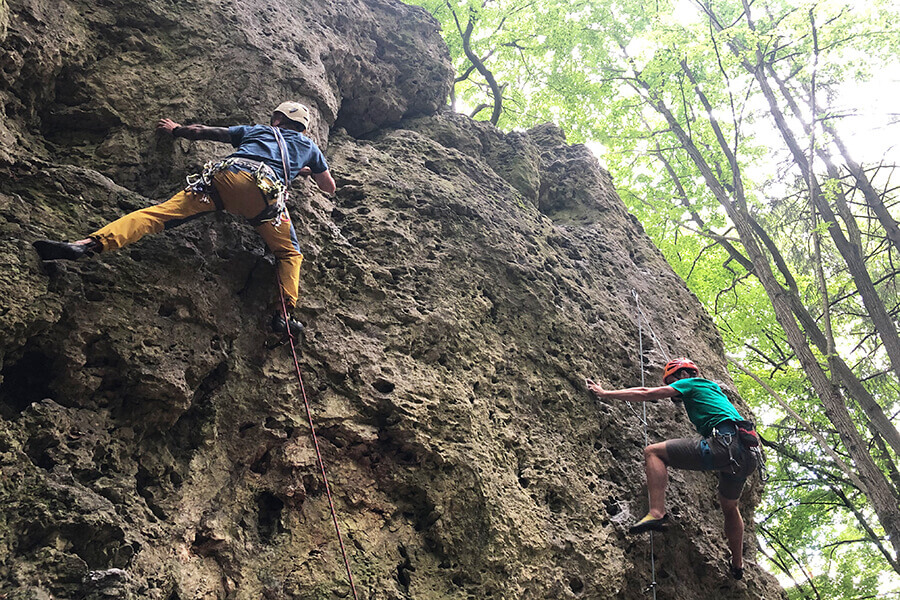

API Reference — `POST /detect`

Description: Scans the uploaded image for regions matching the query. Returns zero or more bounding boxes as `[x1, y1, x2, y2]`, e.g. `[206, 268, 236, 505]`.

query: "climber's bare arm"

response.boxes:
[312, 169, 336, 194]
[296, 167, 336, 194]
[157, 118, 231, 143]
[586, 378, 679, 403]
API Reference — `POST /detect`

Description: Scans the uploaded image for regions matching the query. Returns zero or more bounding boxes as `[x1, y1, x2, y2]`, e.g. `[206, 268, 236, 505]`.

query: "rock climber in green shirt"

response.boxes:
[587, 358, 760, 580]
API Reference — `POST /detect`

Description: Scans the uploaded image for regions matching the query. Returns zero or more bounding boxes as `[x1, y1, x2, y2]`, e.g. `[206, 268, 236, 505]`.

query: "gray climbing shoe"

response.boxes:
[33, 239, 100, 261]
[271, 310, 304, 340]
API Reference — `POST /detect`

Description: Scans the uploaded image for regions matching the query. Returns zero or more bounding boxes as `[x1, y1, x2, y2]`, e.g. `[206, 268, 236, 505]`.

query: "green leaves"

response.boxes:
[407, 0, 900, 594]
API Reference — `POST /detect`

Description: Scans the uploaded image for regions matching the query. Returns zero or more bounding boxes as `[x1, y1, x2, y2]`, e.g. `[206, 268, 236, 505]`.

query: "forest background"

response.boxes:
[400, 0, 900, 597]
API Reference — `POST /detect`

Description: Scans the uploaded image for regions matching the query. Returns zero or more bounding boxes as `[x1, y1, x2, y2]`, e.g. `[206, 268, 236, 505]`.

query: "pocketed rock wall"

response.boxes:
[0, 0, 785, 598]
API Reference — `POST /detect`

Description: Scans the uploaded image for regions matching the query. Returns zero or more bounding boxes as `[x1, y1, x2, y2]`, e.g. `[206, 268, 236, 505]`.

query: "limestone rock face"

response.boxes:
[0, 0, 785, 599]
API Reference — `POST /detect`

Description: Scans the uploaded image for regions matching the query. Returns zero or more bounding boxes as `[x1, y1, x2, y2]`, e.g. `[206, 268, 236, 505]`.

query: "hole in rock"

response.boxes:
[335, 186, 365, 205]
[604, 498, 621, 516]
[250, 449, 272, 475]
[257, 492, 284, 542]
[85, 289, 105, 302]
[546, 490, 565, 513]
[25, 433, 58, 471]
[135, 465, 168, 520]
[372, 379, 395, 394]
[568, 575, 584, 594]
[396, 562, 411, 588]
[0, 350, 55, 418]
[62, 521, 128, 569]
[172, 400, 218, 460]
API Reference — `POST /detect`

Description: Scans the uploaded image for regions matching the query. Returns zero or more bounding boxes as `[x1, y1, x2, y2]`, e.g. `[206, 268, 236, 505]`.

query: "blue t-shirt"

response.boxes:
[668, 377, 743, 437]
[227, 125, 328, 183]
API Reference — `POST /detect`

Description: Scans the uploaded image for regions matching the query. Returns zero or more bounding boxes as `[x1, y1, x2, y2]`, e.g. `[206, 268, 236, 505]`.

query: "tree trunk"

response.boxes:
[630, 69, 900, 560]
[754, 67, 900, 386]
[456, 15, 503, 125]
[699, 3, 900, 457]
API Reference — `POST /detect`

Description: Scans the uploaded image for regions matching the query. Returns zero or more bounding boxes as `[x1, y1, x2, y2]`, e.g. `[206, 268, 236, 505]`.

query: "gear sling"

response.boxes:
[701, 420, 765, 481]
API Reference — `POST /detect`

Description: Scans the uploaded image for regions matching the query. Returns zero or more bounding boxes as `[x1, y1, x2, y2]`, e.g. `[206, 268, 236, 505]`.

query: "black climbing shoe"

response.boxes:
[730, 564, 744, 580]
[271, 310, 304, 340]
[33, 239, 100, 261]
[628, 513, 669, 534]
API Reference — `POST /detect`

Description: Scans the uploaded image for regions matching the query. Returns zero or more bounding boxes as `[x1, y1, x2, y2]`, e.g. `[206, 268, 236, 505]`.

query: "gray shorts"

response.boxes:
[664, 424, 758, 500]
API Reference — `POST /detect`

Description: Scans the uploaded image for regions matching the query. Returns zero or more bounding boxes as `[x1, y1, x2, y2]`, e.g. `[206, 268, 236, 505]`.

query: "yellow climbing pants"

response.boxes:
[90, 169, 304, 308]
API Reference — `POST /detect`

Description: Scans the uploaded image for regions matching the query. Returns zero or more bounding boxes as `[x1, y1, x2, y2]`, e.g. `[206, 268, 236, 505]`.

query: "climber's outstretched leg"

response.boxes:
[34, 189, 215, 261]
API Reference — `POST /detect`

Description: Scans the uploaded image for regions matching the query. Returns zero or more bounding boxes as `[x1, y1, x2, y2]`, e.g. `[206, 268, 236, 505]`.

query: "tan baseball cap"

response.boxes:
[273, 101, 310, 129]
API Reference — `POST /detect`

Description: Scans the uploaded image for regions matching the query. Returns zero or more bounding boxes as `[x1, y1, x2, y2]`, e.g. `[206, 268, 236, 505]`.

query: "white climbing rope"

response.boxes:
[633, 289, 659, 600]
[631, 289, 670, 364]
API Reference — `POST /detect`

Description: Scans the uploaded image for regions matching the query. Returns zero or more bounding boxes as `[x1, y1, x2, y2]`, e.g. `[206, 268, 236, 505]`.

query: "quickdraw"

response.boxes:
[711, 425, 739, 474]
[713, 422, 768, 482]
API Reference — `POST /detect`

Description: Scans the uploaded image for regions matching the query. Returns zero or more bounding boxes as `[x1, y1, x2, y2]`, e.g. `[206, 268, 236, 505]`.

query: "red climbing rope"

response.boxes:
[276, 272, 360, 600]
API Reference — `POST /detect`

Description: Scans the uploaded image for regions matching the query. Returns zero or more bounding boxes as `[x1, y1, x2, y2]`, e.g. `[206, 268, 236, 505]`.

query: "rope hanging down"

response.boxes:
[632, 290, 660, 600]
[276, 272, 360, 600]
[631, 290, 670, 364]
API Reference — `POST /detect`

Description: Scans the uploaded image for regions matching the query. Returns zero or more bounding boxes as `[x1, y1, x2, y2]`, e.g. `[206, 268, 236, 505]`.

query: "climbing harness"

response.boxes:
[710, 424, 740, 474]
[275, 271, 360, 600]
[184, 156, 289, 227]
[632, 290, 660, 600]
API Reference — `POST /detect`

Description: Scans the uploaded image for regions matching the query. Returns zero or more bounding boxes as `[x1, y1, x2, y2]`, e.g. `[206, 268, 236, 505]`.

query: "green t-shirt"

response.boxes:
[668, 377, 743, 437]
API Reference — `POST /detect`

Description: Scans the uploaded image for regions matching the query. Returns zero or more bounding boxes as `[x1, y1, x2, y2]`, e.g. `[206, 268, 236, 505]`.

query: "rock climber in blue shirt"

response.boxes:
[34, 102, 336, 340]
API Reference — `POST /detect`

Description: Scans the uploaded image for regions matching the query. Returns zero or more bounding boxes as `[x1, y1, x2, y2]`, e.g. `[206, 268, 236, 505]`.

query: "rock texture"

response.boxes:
[0, 0, 785, 598]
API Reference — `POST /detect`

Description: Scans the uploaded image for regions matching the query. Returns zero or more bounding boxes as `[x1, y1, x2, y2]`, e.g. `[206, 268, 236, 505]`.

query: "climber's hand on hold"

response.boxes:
[298, 167, 313, 177]
[586, 378, 607, 400]
[157, 118, 181, 134]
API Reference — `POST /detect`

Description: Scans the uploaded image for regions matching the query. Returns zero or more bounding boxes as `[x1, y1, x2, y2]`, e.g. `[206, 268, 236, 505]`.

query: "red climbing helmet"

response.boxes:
[662, 358, 699, 384]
